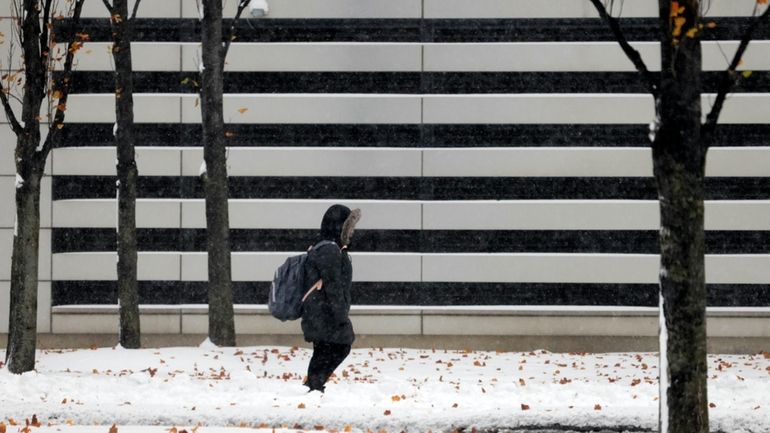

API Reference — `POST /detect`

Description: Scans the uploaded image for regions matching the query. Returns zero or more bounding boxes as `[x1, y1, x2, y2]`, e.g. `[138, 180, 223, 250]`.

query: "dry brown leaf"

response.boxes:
[521, 404, 530, 411]
[237, 108, 248, 114]
[109, 423, 118, 433]
[710, 403, 717, 408]
[0, 421, 6, 433]
[31, 415, 41, 427]
[298, 403, 306, 409]
[343, 425, 353, 433]
[594, 404, 602, 411]
[391, 395, 401, 402]
[384, 410, 392, 416]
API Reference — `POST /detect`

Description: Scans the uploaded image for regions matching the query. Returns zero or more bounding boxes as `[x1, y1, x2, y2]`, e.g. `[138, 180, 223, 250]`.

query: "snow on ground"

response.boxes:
[1, 345, 769, 433]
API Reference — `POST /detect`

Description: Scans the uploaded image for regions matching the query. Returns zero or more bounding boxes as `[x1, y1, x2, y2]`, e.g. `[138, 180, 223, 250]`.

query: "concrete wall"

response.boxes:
[1, 0, 769, 349]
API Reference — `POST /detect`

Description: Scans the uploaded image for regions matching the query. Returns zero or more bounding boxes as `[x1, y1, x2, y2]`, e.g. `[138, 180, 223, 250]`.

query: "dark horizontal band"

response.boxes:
[60, 71, 770, 94]
[51, 280, 770, 307]
[57, 123, 770, 148]
[52, 176, 770, 200]
[52, 227, 770, 255]
[55, 17, 770, 43]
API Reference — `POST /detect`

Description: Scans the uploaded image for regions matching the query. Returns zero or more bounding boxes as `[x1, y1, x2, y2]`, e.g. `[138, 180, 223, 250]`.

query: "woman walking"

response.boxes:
[301, 204, 361, 393]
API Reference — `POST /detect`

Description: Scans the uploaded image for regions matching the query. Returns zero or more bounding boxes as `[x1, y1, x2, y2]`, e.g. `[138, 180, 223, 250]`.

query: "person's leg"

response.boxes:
[306, 341, 332, 392]
[305, 341, 351, 392]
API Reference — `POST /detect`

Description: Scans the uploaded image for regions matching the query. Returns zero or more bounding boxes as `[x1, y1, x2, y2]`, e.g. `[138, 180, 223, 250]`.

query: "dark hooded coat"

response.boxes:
[301, 205, 355, 345]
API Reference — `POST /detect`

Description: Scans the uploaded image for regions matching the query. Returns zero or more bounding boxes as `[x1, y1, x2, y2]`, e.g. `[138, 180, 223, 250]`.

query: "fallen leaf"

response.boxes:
[109, 424, 118, 433]
[710, 403, 717, 408]
[384, 410, 392, 416]
[0, 422, 6, 433]
[31, 415, 41, 427]
[237, 108, 248, 114]
[298, 403, 306, 409]
[344, 425, 353, 433]
[168, 427, 178, 433]
[742, 70, 753, 79]
[521, 404, 530, 411]
[519, 378, 526, 386]
[594, 404, 602, 411]
[391, 395, 401, 401]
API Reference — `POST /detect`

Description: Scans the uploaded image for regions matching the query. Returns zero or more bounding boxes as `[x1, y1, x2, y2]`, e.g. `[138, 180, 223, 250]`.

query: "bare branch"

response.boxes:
[40, 0, 53, 64]
[0, 82, 24, 135]
[222, 0, 252, 63]
[130, 0, 142, 21]
[102, 0, 114, 14]
[588, 0, 659, 97]
[39, 0, 86, 160]
[703, 5, 770, 135]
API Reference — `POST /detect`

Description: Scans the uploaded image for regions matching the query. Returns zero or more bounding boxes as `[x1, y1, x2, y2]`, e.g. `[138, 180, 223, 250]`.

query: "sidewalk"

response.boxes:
[1, 344, 768, 432]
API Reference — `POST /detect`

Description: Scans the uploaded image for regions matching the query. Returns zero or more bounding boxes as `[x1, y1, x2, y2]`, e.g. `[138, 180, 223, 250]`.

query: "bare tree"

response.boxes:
[2, 0, 86, 374]
[101, 0, 142, 349]
[587, 1, 770, 432]
[198, 0, 251, 346]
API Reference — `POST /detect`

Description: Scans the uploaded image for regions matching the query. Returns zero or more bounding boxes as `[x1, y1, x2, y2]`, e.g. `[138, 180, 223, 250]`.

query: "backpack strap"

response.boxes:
[302, 279, 323, 303]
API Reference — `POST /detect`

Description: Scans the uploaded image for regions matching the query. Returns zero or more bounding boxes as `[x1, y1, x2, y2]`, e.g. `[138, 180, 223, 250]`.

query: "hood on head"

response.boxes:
[320, 204, 361, 246]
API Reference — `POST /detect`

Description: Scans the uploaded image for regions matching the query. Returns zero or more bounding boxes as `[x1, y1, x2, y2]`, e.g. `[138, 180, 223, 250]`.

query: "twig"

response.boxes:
[101, 0, 113, 14]
[130, 0, 142, 21]
[588, 0, 659, 97]
[222, 0, 252, 63]
[39, 0, 86, 159]
[0, 81, 24, 135]
[703, 5, 770, 135]
[40, 0, 53, 63]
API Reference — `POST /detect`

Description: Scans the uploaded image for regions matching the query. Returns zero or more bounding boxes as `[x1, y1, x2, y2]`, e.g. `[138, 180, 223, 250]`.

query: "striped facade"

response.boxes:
[1, 0, 770, 347]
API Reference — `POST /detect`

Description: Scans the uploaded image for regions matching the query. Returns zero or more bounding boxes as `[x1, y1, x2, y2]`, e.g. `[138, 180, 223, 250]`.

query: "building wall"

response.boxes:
[1, 0, 769, 345]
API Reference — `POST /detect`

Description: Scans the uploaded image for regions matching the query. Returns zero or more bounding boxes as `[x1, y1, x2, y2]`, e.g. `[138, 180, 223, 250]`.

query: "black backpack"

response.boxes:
[268, 240, 336, 321]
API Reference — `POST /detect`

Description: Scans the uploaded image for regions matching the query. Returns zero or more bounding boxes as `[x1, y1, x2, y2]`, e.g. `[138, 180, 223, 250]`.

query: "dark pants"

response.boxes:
[305, 341, 351, 392]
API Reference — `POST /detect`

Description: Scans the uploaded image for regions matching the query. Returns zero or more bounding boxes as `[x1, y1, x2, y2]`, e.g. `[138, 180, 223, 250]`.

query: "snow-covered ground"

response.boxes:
[1, 343, 769, 433]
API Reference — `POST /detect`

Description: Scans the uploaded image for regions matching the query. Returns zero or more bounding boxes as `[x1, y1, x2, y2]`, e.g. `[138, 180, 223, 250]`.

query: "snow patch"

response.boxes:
[113, 123, 118, 137]
[199, 160, 207, 177]
[15, 173, 24, 189]
[198, 337, 217, 349]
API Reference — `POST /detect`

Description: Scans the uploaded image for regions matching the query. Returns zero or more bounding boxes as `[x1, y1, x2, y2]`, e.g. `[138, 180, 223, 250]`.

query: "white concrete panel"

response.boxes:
[426, 41, 770, 73]
[423, 95, 656, 124]
[38, 280, 51, 333]
[425, 200, 770, 231]
[52, 313, 181, 334]
[182, 0, 421, 18]
[423, 253, 770, 285]
[706, 147, 770, 176]
[65, 94, 182, 123]
[0, 281, 8, 333]
[79, 0, 181, 18]
[425, 42, 661, 72]
[423, 314, 658, 336]
[67, 43, 182, 71]
[181, 199, 421, 229]
[706, 201, 770, 231]
[53, 147, 182, 176]
[422, 253, 660, 284]
[39, 228, 51, 280]
[182, 94, 421, 124]
[707, 316, 770, 338]
[351, 314, 422, 335]
[424, 0, 761, 18]
[182, 147, 421, 177]
[423, 148, 653, 177]
[0, 176, 14, 227]
[234, 314, 303, 335]
[53, 199, 181, 228]
[423, 94, 770, 125]
[182, 252, 421, 282]
[703, 94, 770, 124]
[41, 176, 52, 228]
[0, 126, 15, 174]
[183, 43, 422, 72]
[53, 252, 181, 280]
[423, 200, 661, 230]
[705, 255, 770, 284]
[0, 229, 10, 279]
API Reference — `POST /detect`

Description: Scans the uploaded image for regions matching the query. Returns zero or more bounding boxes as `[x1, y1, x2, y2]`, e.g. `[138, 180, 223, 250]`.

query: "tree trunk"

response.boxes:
[655, 1, 709, 432]
[6, 153, 43, 374]
[200, 0, 235, 346]
[111, 0, 141, 349]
